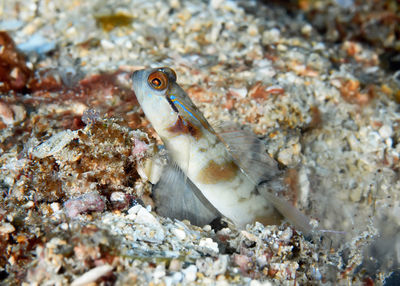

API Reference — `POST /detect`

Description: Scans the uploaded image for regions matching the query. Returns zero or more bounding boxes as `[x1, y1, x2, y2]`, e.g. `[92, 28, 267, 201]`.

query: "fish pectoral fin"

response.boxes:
[154, 162, 221, 227]
[215, 121, 281, 185]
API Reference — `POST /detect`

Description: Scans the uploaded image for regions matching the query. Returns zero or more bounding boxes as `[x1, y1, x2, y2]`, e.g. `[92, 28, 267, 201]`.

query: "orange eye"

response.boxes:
[148, 71, 168, 90]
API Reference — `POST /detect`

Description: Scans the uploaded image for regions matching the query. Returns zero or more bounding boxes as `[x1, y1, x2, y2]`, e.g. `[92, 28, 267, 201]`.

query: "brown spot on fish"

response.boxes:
[167, 115, 202, 140]
[197, 160, 239, 184]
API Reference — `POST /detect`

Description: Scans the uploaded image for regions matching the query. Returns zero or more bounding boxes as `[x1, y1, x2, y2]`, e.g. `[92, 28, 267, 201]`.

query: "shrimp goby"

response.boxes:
[132, 67, 313, 234]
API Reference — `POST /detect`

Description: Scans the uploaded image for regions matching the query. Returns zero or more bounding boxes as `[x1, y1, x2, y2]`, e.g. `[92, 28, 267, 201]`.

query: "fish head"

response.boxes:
[132, 67, 179, 132]
[132, 67, 212, 138]
[132, 67, 177, 109]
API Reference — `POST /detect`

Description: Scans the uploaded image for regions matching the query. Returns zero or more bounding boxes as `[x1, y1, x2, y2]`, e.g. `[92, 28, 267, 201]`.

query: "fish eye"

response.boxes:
[148, 71, 168, 90]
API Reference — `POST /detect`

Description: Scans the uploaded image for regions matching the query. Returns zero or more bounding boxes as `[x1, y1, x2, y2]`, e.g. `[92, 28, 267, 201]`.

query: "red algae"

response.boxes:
[0, 32, 32, 93]
[27, 69, 64, 93]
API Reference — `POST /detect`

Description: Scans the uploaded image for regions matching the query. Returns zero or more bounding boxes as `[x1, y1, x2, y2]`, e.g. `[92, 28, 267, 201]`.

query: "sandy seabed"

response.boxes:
[0, 0, 399, 285]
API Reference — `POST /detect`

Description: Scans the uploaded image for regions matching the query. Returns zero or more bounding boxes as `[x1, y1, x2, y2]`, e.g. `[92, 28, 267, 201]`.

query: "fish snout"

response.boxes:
[131, 69, 147, 91]
[131, 69, 144, 82]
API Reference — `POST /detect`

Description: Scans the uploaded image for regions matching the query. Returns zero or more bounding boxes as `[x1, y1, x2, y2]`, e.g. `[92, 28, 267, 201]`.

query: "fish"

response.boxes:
[132, 67, 313, 234]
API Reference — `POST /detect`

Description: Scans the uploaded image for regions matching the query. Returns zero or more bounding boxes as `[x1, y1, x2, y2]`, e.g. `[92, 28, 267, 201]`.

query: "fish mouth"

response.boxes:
[131, 69, 145, 85]
[131, 69, 148, 94]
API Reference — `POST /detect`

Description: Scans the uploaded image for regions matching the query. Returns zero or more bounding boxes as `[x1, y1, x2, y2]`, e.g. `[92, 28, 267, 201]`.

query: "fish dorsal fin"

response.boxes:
[215, 122, 315, 235]
[153, 159, 221, 227]
[215, 122, 282, 185]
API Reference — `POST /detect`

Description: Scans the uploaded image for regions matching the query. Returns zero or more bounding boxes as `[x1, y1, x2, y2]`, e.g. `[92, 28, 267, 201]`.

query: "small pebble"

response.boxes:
[172, 228, 186, 240]
[64, 192, 105, 218]
[169, 259, 182, 272]
[301, 24, 312, 37]
[379, 125, 392, 139]
[172, 272, 183, 282]
[0, 223, 15, 234]
[0, 101, 14, 125]
[71, 264, 113, 286]
[199, 237, 219, 254]
[182, 265, 197, 282]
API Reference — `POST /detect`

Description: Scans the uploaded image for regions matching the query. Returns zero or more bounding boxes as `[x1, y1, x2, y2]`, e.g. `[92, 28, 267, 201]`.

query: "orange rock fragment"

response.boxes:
[187, 85, 213, 103]
[249, 82, 285, 101]
[290, 61, 319, 77]
[337, 79, 371, 105]
[0, 100, 14, 125]
[0, 32, 32, 92]
[248, 82, 270, 101]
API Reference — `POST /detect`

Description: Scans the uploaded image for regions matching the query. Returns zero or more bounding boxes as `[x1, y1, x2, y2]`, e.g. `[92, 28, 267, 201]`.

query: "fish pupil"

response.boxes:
[152, 78, 161, 87]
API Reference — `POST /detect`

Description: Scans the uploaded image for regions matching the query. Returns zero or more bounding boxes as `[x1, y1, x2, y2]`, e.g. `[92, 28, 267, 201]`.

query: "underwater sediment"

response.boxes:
[0, 0, 399, 284]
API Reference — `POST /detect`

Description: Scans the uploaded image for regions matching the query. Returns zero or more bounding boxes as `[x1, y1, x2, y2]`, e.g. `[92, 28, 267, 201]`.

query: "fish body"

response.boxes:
[132, 67, 311, 232]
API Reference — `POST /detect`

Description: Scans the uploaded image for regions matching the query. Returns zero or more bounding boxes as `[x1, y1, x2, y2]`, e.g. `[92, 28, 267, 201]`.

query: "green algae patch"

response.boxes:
[95, 13, 133, 32]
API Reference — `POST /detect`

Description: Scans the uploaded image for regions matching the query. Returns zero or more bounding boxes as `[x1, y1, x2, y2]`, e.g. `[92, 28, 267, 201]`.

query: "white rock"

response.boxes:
[301, 24, 312, 36]
[0, 19, 23, 31]
[0, 101, 15, 125]
[127, 205, 142, 220]
[0, 223, 15, 234]
[229, 87, 247, 98]
[17, 33, 56, 54]
[135, 206, 159, 227]
[250, 280, 273, 286]
[249, 281, 261, 286]
[22, 201, 34, 208]
[132, 205, 165, 243]
[262, 28, 280, 45]
[71, 264, 113, 286]
[210, 0, 224, 9]
[31, 130, 78, 159]
[199, 237, 219, 254]
[313, 42, 326, 51]
[213, 255, 229, 276]
[10, 105, 26, 123]
[172, 272, 183, 282]
[379, 125, 393, 139]
[101, 39, 114, 49]
[60, 223, 69, 231]
[278, 147, 295, 166]
[280, 228, 293, 241]
[277, 44, 287, 52]
[50, 202, 61, 212]
[153, 265, 166, 280]
[182, 265, 197, 282]
[110, 191, 125, 202]
[216, 280, 229, 286]
[171, 228, 186, 240]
